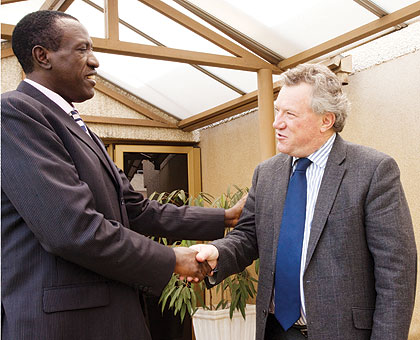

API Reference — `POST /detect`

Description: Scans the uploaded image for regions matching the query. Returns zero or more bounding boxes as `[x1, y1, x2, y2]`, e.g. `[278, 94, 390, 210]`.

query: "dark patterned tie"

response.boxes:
[274, 158, 312, 330]
[70, 109, 89, 135]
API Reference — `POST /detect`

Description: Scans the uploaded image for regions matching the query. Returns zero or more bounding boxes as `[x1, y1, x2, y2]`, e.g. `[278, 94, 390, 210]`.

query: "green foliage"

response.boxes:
[152, 187, 258, 321]
[159, 274, 197, 323]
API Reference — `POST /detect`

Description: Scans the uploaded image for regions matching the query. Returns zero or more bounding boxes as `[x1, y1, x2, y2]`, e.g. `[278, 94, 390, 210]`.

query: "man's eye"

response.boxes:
[287, 111, 296, 116]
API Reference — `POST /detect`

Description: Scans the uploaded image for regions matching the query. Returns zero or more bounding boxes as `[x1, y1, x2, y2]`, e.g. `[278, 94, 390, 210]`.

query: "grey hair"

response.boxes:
[279, 63, 350, 132]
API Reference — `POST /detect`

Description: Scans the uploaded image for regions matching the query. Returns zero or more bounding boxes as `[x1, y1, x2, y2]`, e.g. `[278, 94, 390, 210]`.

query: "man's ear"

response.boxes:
[320, 112, 336, 132]
[32, 45, 52, 70]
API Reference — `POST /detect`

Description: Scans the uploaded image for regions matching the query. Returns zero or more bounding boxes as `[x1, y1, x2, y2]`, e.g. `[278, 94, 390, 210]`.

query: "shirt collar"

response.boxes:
[293, 133, 336, 169]
[24, 78, 75, 114]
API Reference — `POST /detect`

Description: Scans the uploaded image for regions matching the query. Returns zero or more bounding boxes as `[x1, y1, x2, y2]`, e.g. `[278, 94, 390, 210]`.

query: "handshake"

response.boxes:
[173, 244, 219, 282]
[172, 193, 247, 282]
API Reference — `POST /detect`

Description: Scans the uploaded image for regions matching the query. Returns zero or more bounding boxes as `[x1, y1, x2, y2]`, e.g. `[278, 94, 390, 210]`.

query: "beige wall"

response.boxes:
[199, 49, 420, 339]
[199, 111, 261, 196]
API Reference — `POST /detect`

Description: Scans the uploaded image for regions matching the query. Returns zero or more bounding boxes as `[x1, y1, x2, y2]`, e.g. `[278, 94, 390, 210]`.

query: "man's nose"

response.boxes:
[273, 113, 285, 129]
[88, 52, 100, 68]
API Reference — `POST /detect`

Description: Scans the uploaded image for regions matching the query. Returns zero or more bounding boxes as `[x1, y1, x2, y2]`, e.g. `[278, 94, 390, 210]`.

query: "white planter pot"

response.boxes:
[192, 304, 256, 340]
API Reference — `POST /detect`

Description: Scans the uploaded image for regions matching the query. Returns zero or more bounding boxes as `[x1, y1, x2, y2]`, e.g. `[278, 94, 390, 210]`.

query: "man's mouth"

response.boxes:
[86, 74, 96, 86]
[276, 132, 286, 139]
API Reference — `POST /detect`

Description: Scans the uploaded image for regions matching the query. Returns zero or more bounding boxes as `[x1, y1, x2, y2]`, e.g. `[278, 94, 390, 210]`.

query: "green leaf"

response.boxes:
[239, 303, 246, 319]
[190, 288, 197, 309]
[254, 258, 260, 275]
[169, 286, 183, 309]
[179, 190, 186, 203]
[180, 303, 187, 322]
[196, 290, 205, 307]
[160, 285, 177, 313]
[157, 192, 166, 203]
[167, 190, 178, 203]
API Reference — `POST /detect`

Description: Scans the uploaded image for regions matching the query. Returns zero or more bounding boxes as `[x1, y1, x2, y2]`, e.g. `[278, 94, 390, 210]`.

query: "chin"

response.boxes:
[74, 92, 95, 103]
[276, 143, 289, 155]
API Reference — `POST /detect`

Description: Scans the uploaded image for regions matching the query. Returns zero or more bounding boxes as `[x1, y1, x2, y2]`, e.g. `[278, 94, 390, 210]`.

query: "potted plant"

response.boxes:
[153, 187, 259, 340]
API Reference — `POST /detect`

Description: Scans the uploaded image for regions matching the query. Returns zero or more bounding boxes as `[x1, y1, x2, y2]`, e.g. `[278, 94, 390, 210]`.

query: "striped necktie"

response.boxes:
[70, 109, 90, 135]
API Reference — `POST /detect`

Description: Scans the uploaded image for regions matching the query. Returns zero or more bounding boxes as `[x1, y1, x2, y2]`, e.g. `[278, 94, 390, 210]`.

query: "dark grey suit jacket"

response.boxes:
[212, 135, 417, 340]
[1, 81, 225, 340]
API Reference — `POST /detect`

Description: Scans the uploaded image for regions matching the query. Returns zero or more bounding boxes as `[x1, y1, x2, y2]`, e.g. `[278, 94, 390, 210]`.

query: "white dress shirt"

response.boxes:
[24, 78, 75, 114]
[24, 79, 91, 137]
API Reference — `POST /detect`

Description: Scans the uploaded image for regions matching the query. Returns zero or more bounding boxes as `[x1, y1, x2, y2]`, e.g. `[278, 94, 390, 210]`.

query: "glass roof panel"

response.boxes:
[1, 0, 419, 121]
[376, 0, 419, 12]
[66, 0, 105, 38]
[187, 0, 378, 58]
[199, 66, 257, 94]
[117, 0, 233, 56]
[0, 0, 45, 25]
[96, 52, 242, 119]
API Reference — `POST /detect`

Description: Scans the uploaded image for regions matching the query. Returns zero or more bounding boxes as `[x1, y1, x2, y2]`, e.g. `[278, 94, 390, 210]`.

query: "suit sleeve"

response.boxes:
[118, 168, 225, 241]
[1, 93, 221, 295]
[210, 165, 260, 283]
[364, 156, 417, 339]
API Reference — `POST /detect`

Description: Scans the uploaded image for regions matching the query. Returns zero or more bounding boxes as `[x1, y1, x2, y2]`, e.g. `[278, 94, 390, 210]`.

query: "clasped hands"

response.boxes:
[173, 244, 219, 282]
[173, 193, 246, 282]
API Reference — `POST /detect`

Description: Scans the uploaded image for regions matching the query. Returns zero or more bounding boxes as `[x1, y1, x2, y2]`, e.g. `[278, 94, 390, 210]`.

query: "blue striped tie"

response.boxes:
[275, 158, 312, 330]
[70, 109, 89, 135]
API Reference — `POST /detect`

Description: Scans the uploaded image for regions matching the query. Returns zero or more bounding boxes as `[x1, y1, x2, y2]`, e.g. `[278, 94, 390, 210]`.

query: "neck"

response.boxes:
[300, 130, 335, 158]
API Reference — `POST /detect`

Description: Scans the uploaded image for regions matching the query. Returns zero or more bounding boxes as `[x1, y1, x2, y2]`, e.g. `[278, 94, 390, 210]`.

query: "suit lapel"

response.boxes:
[89, 132, 129, 227]
[90, 132, 124, 194]
[17, 81, 119, 187]
[304, 135, 347, 270]
[271, 155, 294, 262]
[65, 122, 119, 187]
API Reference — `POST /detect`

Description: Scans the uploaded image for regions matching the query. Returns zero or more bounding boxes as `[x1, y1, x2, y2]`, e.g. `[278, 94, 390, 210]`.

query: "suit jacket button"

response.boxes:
[263, 309, 267, 315]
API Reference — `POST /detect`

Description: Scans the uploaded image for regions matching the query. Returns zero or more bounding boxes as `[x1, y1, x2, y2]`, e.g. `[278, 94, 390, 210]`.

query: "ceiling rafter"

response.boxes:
[0, 23, 279, 73]
[178, 83, 281, 132]
[94, 81, 176, 127]
[104, 0, 119, 40]
[0, 0, 26, 4]
[353, 0, 407, 29]
[1, 23, 15, 39]
[81, 115, 177, 129]
[2, 1, 420, 132]
[1, 47, 14, 58]
[278, 1, 420, 70]
[82, 0, 245, 95]
[138, 0, 281, 72]
[91, 37, 278, 72]
[39, 0, 74, 11]
[173, 0, 284, 65]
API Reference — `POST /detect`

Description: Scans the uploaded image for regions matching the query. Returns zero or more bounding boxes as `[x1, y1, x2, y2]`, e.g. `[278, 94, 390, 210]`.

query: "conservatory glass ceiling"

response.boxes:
[1, 0, 419, 120]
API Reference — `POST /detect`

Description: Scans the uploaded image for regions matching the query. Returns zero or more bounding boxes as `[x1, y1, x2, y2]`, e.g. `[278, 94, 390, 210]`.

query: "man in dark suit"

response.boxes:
[1, 11, 244, 340]
[193, 64, 417, 339]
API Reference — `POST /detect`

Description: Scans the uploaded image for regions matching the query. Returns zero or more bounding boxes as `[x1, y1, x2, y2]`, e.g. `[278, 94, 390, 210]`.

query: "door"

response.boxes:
[114, 145, 202, 199]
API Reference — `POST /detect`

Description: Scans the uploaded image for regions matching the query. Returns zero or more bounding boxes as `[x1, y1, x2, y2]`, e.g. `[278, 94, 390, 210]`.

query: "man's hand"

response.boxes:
[224, 193, 248, 228]
[190, 244, 219, 275]
[173, 247, 212, 282]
